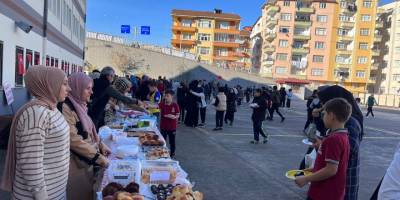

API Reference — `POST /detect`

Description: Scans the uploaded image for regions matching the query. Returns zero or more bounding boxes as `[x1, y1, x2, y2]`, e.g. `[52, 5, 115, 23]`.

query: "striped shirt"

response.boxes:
[13, 105, 70, 200]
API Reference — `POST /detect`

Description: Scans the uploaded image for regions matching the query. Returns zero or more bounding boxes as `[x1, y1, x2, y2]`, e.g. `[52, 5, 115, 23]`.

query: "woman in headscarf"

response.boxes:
[59, 72, 111, 200]
[314, 85, 363, 200]
[225, 88, 237, 126]
[184, 80, 200, 127]
[1, 66, 71, 199]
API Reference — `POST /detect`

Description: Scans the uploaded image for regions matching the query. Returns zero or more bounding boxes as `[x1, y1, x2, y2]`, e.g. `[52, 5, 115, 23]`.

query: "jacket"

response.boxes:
[271, 91, 281, 104]
[214, 92, 227, 111]
[226, 93, 237, 112]
[251, 96, 267, 121]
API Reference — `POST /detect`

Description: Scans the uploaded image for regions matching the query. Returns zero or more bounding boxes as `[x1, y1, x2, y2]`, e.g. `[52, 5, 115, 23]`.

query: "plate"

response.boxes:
[285, 170, 312, 180]
[302, 139, 313, 146]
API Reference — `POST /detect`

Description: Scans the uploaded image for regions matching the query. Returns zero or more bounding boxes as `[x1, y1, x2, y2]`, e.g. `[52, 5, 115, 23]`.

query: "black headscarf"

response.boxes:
[317, 85, 364, 138]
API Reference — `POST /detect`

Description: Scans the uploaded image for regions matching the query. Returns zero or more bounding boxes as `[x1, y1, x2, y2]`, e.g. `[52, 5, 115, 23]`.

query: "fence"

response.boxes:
[357, 93, 400, 108]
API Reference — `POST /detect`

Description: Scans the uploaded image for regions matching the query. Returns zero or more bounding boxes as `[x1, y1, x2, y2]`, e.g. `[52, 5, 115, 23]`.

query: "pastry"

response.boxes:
[124, 182, 140, 193]
[146, 147, 170, 160]
[141, 167, 177, 184]
[139, 133, 165, 146]
[102, 182, 124, 197]
[166, 185, 203, 200]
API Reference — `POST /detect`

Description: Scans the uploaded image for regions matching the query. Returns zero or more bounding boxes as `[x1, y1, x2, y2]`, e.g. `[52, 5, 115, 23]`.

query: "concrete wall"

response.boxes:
[85, 38, 275, 88]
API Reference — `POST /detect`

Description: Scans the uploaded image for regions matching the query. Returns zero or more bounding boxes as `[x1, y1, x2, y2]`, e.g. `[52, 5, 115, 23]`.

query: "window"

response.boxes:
[319, 2, 326, 8]
[317, 15, 328, 23]
[56, 0, 60, 18]
[361, 15, 371, 21]
[279, 26, 290, 33]
[51, 57, 54, 67]
[358, 56, 368, 64]
[281, 13, 292, 21]
[55, 59, 58, 68]
[339, 15, 350, 22]
[216, 48, 228, 56]
[315, 42, 325, 49]
[315, 28, 326, 36]
[181, 19, 192, 27]
[363, 1, 372, 8]
[393, 74, 400, 81]
[198, 20, 212, 28]
[336, 56, 351, 63]
[15, 46, 24, 86]
[356, 71, 366, 77]
[275, 67, 287, 74]
[394, 60, 400, 67]
[360, 28, 370, 36]
[313, 55, 324, 63]
[46, 56, 50, 66]
[182, 33, 192, 40]
[218, 21, 230, 29]
[279, 40, 289, 47]
[338, 28, 349, 35]
[0, 41, 2, 87]
[25, 49, 33, 73]
[339, 1, 347, 8]
[336, 42, 346, 49]
[284, 1, 290, 6]
[197, 47, 210, 55]
[359, 42, 369, 50]
[311, 69, 324, 76]
[198, 33, 211, 41]
[276, 53, 288, 61]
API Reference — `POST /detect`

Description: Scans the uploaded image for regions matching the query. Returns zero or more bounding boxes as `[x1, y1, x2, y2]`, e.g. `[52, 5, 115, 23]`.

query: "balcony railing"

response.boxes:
[376, 23, 384, 28]
[293, 32, 311, 40]
[294, 19, 312, 27]
[266, 5, 280, 15]
[264, 46, 275, 53]
[292, 47, 309, 54]
[374, 35, 383, 42]
[296, 7, 315, 14]
[172, 25, 197, 32]
[372, 49, 380, 56]
[265, 32, 276, 41]
[266, 19, 277, 28]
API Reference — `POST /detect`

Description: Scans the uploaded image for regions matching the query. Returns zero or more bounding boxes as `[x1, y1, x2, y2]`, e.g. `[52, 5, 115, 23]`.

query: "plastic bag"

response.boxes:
[115, 145, 139, 159]
[305, 149, 317, 168]
[305, 123, 317, 138]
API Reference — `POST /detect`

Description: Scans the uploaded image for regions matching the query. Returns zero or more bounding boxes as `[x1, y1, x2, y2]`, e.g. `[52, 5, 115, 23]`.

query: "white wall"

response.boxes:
[23, 0, 44, 16]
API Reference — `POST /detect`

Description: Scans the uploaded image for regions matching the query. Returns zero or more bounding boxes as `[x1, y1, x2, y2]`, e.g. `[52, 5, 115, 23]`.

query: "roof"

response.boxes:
[275, 78, 310, 85]
[171, 9, 241, 21]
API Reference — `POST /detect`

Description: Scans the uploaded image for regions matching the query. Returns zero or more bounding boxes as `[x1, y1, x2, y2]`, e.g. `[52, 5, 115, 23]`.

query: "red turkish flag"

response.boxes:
[17, 53, 25, 75]
[26, 54, 32, 68]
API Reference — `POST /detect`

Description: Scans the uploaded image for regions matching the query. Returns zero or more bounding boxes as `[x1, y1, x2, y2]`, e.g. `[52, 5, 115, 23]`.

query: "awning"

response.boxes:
[275, 78, 310, 85]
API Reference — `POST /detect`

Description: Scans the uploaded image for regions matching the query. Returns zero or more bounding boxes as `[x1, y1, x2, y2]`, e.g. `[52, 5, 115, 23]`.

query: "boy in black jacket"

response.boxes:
[250, 89, 269, 144]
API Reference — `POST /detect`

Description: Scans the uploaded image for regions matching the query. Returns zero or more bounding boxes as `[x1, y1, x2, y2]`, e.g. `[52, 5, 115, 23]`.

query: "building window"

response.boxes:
[363, 1, 372, 8]
[46, 56, 50, 66]
[338, 28, 349, 36]
[284, 1, 290, 6]
[280, 13, 292, 21]
[359, 42, 369, 50]
[276, 53, 288, 61]
[317, 15, 328, 23]
[358, 56, 368, 64]
[197, 47, 210, 55]
[15, 46, 24, 86]
[361, 15, 371, 21]
[336, 42, 346, 49]
[0, 41, 3, 87]
[339, 1, 347, 8]
[51, 57, 54, 67]
[34, 52, 40, 65]
[336, 56, 351, 63]
[198, 33, 211, 41]
[181, 19, 192, 27]
[360, 28, 370, 36]
[279, 26, 290, 33]
[216, 48, 228, 56]
[356, 71, 366, 77]
[315, 42, 325, 49]
[313, 55, 324, 63]
[319, 2, 326, 8]
[198, 20, 212, 28]
[279, 40, 289, 47]
[218, 21, 230, 29]
[25, 49, 33, 73]
[55, 59, 58, 68]
[275, 67, 287, 74]
[315, 28, 327, 36]
[182, 33, 192, 40]
[394, 60, 400, 67]
[311, 69, 324, 76]
[393, 74, 400, 81]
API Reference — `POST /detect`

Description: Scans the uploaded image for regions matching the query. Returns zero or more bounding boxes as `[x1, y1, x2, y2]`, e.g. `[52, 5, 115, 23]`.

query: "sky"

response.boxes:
[87, 0, 394, 47]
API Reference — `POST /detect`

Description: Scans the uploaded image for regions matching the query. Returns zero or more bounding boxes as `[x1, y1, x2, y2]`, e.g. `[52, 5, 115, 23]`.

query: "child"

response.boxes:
[159, 90, 180, 158]
[286, 89, 293, 109]
[295, 98, 351, 200]
[147, 81, 162, 120]
[213, 87, 226, 131]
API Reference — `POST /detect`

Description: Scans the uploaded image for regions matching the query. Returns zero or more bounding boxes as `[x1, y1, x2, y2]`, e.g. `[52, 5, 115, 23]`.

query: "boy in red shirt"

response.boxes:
[295, 98, 351, 200]
[159, 90, 180, 158]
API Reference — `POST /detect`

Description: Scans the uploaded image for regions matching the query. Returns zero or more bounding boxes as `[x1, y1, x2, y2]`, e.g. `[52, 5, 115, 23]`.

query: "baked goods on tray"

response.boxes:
[166, 185, 203, 200]
[139, 133, 165, 146]
[125, 131, 155, 137]
[146, 147, 170, 160]
[109, 124, 124, 129]
[115, 191, 144, 200]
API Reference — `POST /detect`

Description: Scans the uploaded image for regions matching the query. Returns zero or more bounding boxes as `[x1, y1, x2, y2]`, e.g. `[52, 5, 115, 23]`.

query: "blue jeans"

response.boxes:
[253, 120, 267, 141]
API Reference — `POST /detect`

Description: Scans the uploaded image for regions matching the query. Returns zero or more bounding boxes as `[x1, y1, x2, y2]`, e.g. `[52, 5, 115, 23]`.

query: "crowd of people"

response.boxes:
[1, 65, 398, 200]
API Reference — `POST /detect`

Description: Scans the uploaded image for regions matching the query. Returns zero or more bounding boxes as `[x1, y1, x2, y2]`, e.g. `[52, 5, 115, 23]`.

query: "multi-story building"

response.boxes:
[260, 0, 378, 93]
[0, 0, 86, 115]
[370, 2, 400, 95]
[236, 27, 252, 71]
[250, 17, 264, 73]
[171, 9, 247, 70]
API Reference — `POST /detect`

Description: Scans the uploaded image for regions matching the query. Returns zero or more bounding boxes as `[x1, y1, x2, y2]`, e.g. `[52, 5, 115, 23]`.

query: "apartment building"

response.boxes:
[260, 0, 378, 93]
[171, 9, 251, 70]
[371, 2, 400, 95]
[0, 0, 86, 115]
[250, 17, 264, 74]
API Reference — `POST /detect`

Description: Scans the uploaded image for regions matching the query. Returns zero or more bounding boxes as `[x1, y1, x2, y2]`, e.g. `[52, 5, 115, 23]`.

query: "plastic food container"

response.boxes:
[141, 160, 179, 184]
[108, 160, 139, 186]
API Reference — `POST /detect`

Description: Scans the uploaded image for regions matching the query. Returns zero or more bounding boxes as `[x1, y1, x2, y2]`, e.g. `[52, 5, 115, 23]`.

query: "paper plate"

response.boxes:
[302, 139, 313, 146]
[285, 170, 312, 180]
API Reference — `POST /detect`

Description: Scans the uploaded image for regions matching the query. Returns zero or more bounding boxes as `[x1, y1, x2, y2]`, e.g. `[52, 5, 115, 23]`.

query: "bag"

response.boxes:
[305, 123, 317, 138]
[304, 149, 317, 168]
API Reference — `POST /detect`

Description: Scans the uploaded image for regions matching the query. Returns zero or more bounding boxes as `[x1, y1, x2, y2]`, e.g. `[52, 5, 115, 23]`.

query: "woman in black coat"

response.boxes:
[177, 82, 187, 123]
[184, 80, 200, 127]
[224, 88, 237, 126]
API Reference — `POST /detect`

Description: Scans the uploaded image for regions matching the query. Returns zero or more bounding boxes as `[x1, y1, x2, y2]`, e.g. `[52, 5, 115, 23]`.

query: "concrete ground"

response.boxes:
[1, 98, 399, 200]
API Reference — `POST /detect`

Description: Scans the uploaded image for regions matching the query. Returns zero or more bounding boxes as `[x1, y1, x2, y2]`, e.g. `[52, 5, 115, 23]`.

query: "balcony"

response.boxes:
[293, 33, 311, 40]
[372, 49, 380, 57]
[374, 35, 383, 42]
[214, 28, 240, 35]
[294, 20, 312, 27]
[296, 7, 315, 14]
[213, 54, 238, 61]
[368, 78, 376, 84]
[291, 60, 308, 69]
[336, 63, 352, 68]
[376, 23, 383, 29]
[265, 32, 276, 41]
[264, 60, 274, 66]
[213, 41, 240, 48]
[172, 25, 197, 32]
[292, 47, 309, 54]
[266, 19, 277, 28]
[371, 63, 379, 70]
[171, 39, 196, 46]
[266, 5, 280, 15]
[337, 49, 353, 55]
[339, 21, 355, 28]
[290, 74, 307, 80]
[264, 46, 275, 53]
[337, 35, 354, 41]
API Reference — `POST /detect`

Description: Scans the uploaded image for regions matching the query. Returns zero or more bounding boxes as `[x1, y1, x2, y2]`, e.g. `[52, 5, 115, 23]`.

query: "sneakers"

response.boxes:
[198, 123, 205, 127]
[250, 140, 259, 144]
[281, 117, 285, 123]
[262, 137, 269, 144]
[213, 127, 222, 131]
